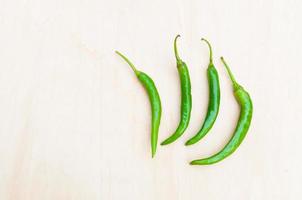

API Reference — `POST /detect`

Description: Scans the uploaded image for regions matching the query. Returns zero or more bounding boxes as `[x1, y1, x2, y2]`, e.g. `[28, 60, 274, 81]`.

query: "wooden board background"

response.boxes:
[0, 0, 301, 199]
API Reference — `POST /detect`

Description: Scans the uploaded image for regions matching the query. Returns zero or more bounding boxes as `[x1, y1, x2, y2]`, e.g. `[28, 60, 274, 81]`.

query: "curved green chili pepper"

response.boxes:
[190, 57, 253, 165]
[185, 38, 220, 146]
[116, 51, 162, 158]
[161, 35, 192, 145]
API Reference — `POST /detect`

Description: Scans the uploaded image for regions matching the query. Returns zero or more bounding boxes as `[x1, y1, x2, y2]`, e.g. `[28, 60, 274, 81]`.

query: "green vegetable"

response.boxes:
[186, 38, 220, 146]
[190, 57, 253, 165]
[116, 51, 162, 158]
[161, 35, 192, 145]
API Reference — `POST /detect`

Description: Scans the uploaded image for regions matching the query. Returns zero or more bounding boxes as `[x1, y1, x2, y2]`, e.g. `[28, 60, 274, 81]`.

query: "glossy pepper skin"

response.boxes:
[186, 38, 220, 146]
[116, 51, 162, 158]
[190, 57, 253, 165]
[161, 35, 192, 145]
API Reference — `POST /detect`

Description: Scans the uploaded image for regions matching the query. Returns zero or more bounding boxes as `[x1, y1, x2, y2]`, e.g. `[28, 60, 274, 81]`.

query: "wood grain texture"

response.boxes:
[0, 0, 301, 199]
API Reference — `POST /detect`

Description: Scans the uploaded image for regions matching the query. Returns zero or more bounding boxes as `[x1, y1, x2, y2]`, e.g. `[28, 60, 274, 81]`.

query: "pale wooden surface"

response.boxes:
[0, 0, 301, 199]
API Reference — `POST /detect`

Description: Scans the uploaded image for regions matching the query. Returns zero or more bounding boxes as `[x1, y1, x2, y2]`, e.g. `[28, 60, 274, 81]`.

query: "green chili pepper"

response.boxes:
[185, 38, 220, 146]
[190, 57, 253, 165]
[161, 35, 192, 145]
[115, 51, 162, 158]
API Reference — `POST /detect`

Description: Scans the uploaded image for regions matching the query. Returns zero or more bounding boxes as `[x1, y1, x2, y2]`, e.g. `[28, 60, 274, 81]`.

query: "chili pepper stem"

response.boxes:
[115, 51, 140, 75]
[174, 35, 181, 62]
[201, 38, 213, 64]
[220, 57, 239, 89]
